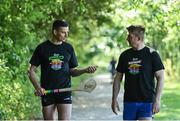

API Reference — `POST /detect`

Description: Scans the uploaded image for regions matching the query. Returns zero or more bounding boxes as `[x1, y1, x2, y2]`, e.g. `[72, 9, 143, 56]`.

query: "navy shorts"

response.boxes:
[123, 102, 153, 120]
[41, 92, 72, 106]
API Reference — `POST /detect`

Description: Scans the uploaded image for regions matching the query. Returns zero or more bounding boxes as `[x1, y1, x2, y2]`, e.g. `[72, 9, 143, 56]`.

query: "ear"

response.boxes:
[53, 30, 57, 35]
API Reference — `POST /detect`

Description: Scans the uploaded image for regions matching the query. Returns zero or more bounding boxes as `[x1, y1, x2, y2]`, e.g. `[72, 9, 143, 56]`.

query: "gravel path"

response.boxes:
[71, 73, 123, 120]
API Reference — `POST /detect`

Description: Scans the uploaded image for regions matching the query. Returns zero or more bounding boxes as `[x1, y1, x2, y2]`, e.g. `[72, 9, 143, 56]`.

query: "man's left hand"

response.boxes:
[153, 100, 161, 114]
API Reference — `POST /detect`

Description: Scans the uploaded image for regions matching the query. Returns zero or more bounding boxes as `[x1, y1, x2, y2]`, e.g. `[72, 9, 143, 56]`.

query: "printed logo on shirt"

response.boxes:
[128, 58, 142, 75]
[64, 97, 71, 101]
[49, 54, 64, 70]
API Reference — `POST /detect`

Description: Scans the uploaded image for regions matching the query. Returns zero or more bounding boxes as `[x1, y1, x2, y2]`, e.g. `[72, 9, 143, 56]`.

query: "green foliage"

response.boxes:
[0, 37, 41, 119]
[1, 1, 36, 119]
[0, 0, 117, 119]
[0, 0, 179, 119]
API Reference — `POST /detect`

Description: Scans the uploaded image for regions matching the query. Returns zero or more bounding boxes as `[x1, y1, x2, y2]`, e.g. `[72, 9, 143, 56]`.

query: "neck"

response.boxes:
[133, 42, 145, 50]
[51, 38, 63, 45]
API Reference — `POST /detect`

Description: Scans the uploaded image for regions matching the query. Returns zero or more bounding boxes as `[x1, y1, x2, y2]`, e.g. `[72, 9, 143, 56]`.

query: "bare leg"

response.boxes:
[57, 104, 72, 120]
[42, 104, 56, 120]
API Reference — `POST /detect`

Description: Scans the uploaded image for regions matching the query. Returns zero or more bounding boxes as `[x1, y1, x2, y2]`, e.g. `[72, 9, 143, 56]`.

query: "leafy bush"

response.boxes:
[0, 37, 41, 119]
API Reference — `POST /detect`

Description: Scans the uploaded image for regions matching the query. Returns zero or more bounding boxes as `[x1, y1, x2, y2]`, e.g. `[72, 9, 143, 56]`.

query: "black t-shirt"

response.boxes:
[116, 46, 164, 102]
[29, 40, 78, 90]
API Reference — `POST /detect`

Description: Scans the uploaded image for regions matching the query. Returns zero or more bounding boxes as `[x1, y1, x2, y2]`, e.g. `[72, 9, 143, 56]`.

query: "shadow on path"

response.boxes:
[72, 73, 123, 120]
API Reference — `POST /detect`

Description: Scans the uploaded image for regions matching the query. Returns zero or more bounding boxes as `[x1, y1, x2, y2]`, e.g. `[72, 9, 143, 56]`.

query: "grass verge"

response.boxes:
[154, 80, 180, 120]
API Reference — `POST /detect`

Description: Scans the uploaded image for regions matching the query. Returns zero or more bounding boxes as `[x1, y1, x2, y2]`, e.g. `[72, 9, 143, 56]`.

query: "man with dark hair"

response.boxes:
[111, 25, 165, 120]
[28, 20, 98, 120]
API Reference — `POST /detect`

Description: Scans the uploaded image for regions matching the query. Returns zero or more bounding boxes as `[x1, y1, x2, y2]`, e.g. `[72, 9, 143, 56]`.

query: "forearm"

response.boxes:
[155, 70, 164, 101]
[112, 79, 121, 99]
[112, 72, 123, 100]
[70, 68, 86, 77]
[70, 65, 98, 77]
[155, 78, 164, 101]
[28, 70, 41, 90]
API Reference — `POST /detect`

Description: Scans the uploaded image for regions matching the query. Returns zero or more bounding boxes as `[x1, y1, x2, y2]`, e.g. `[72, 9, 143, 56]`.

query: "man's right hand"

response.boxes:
[34, 88, 45, 96]
[85, 65, 98, 73]
[111, 99, 120, 115]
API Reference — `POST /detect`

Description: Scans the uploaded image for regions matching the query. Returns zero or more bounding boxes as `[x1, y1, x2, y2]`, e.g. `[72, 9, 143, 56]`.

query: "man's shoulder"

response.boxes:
[145, 46, 157, 54]
[40, 40, 49, 45]
[63, 41, 72, 46]
[32, 40, 48, 51]
[62, 42, 74, 49]
[36, 40, 49, 47]
[119, 47, 132, 58]
[122, 47, 132, 54]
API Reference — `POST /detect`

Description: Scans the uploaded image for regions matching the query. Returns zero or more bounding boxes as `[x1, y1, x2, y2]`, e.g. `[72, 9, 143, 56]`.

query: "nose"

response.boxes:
[127, 35, 131, 41]
[65, 32, 68, 37]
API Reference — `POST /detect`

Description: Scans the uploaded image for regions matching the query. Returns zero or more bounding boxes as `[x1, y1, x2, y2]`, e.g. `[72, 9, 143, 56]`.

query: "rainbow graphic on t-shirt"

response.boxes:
[128, 58, 142, 75]
[128, 63, 141, 75]
[49, 54, 64, 70]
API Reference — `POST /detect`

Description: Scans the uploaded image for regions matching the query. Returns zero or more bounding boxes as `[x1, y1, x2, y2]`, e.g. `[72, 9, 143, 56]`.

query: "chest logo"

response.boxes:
[128, 59, 142, 75]
[49, 54, 64, 70]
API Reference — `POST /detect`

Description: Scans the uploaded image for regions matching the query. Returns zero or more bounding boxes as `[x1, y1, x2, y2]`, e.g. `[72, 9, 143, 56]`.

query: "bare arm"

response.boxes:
[153, 69, 164, 114]
[28, 65, 45, 96]
[111, 72, 123, 115]
[70, 65, 98, 77]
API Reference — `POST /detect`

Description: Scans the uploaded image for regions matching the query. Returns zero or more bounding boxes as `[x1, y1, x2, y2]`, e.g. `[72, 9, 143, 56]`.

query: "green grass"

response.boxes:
[154, 80, 180, 120]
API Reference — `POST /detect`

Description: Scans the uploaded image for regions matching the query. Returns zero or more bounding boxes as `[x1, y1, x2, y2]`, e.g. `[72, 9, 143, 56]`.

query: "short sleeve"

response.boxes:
[29, 45, 41, 67]
[116, 53, 125, 73]
[152, 51, 165, 72]
[69, 47, 78, 68]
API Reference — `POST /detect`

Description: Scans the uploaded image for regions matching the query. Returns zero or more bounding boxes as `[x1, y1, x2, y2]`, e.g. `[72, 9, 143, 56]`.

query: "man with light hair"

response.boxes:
[112, 25, 165, 120]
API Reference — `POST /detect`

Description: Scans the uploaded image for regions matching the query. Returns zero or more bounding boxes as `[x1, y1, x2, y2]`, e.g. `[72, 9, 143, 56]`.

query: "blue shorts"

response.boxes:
[123, 102, 153, 120]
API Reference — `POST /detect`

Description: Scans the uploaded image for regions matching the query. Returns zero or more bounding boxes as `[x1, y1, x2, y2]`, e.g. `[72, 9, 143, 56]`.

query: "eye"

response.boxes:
[127, 35, 131, 39]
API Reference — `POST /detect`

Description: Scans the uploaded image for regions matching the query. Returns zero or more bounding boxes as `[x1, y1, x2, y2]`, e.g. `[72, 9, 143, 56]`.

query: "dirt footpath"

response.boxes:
[72, 73, 123, 120]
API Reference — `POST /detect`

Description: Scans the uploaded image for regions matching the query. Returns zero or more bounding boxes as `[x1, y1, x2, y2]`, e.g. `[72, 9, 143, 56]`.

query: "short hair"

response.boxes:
[127, 25, 145, 39]
[52, 20, 68, 31]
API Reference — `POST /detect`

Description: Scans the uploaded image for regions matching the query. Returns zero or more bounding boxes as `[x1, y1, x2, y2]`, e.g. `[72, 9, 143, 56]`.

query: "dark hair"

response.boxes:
[52, 20, 68, 31]
[127, 25, 145, 39]
[127, 25, 145, 33]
